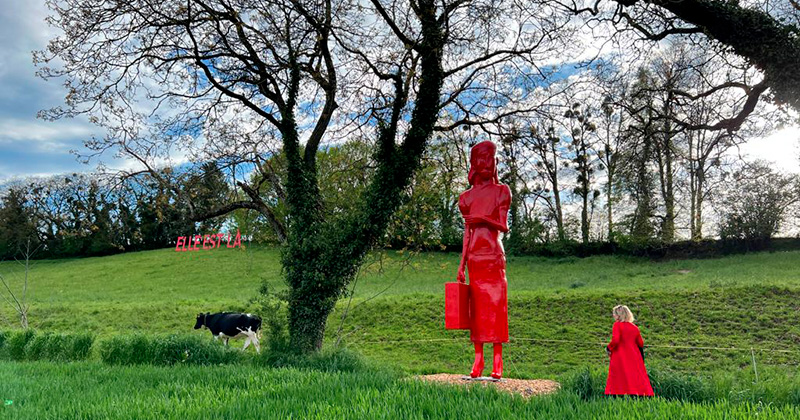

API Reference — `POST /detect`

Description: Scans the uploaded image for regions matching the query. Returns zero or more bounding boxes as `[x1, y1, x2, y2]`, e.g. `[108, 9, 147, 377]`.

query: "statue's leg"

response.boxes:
[491, 343, 503, 379]
[470, 342, 485, 378]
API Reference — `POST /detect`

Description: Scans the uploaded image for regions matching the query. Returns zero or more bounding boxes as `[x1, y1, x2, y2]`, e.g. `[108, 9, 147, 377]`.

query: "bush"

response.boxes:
[2, 329, 36, 361]
[563, 366, 713, 402]
[23, 332, 94, 362]
[562, 366, 607, 400]
[256, 346, 369, 373]
[560, 366, 800, 407]
[98, 334, 242, 366]
[649, 368, 711, 403]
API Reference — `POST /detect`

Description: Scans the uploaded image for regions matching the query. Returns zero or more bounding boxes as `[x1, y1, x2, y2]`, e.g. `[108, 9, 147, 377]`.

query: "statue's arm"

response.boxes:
[457, 193, 469, 283]
[463, 186, 511, 233]
[457, 228, 469, 283]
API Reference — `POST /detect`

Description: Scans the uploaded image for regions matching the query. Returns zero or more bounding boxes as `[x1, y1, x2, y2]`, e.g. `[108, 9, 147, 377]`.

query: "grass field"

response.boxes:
[2, 361, 799, 419]
[1, 246, 800, 417]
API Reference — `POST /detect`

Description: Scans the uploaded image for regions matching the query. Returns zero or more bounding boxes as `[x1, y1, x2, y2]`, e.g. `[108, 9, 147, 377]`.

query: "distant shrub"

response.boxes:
[23, 332, 94, 362]
[98, 334, 241, 366]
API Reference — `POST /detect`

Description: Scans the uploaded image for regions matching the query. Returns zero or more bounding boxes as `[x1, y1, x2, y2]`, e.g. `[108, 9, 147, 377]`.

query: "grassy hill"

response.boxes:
[1, 247, 800, 417]
[1, 247, 798, 375]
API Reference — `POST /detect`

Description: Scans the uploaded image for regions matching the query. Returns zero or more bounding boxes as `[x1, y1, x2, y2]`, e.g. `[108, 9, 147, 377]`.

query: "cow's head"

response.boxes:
[194, 313, 207, 329]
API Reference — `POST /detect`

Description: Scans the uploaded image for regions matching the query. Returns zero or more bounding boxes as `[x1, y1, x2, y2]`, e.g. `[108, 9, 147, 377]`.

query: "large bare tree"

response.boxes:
[563, 0, 800, 128]
[37, 0, 569, 351]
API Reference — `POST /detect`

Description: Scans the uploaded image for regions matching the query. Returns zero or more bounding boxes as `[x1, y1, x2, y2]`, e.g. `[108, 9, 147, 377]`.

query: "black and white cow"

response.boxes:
[194, 312, 262, 353]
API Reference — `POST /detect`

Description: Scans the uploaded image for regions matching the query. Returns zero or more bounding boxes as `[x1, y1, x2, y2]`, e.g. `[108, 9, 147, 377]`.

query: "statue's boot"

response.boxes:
[470, 342, 484, 378]
[491, 343, 503, 379]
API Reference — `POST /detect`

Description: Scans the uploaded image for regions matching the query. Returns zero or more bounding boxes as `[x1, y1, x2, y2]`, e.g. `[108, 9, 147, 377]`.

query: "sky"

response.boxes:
[0, 0, 798, 186]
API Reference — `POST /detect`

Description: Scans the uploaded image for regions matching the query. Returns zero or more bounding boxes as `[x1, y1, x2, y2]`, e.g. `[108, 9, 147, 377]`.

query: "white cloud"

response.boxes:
[740, 125, 800, 173]
[0, 118, 95, 146]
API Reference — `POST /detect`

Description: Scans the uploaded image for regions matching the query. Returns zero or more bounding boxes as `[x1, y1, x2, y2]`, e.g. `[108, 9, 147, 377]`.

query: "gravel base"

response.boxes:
[415, 374, 561, 399]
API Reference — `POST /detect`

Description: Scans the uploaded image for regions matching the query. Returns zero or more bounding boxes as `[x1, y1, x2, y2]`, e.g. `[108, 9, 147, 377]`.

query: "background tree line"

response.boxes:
[2, 106, 798, 262]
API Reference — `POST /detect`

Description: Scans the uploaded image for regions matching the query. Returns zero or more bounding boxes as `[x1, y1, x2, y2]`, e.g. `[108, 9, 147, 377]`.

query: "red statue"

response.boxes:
[457, 140, 511, 379]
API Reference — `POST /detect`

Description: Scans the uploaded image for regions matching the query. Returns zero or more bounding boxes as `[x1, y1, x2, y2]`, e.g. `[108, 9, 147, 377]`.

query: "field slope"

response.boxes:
[1, 247, 800, 418]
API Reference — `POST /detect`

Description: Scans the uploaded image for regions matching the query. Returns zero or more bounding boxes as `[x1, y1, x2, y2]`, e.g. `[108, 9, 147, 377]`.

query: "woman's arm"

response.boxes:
[607, 322, 621, 352]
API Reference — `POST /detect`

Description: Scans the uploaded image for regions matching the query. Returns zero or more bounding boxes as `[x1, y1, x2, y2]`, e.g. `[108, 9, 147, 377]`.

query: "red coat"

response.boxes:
[605, 321, 654, 396]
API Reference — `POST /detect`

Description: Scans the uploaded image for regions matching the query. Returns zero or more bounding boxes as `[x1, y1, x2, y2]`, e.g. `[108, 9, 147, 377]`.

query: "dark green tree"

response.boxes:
[718, 161, 800, 245]
[0, 188, 39, 259]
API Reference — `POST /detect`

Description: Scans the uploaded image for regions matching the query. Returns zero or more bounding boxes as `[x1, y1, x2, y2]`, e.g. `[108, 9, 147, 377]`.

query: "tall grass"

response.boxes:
[2, 361, 800, 419]
[97, 333, 243, 366]
[0, 330, 93, 362]
[562, 365, 800, 407]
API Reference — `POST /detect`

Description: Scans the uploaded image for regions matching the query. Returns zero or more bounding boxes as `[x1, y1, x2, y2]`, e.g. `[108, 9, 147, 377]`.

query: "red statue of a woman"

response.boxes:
[457, 140, 511, 379]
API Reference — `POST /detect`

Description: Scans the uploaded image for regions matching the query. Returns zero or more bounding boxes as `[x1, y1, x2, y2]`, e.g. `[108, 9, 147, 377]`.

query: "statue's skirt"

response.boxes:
[467, 253, 508, 343]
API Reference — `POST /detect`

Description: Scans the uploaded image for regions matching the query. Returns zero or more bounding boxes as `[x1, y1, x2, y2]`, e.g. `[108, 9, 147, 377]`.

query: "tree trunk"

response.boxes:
[662, 152, 675, 242]
[20, 311, 29, 330]
[693, 167, 706, 241]
[632, 122, 654, 241]
[284, 1, 445, 352]
[550, 148, 566, 241]
[607, 166, 614, 241]
[581, 189, 589, 244]
[658, 92, 676, 243]
[689, 165, 698, 241]
[507, 148, 523, 253]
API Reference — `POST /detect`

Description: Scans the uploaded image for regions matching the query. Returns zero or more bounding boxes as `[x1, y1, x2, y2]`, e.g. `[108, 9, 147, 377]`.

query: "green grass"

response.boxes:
[4, 246, 800, 304]
[338, 285, 800, 377]
[1, 361, 799, 419]
[2, 247, 800, 375]
[2, 246, 800, 417]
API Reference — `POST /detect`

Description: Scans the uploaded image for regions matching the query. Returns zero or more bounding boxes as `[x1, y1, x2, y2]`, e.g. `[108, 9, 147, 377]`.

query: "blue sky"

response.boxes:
[0, 0, 107, 183]
[0, 1, 797, 187]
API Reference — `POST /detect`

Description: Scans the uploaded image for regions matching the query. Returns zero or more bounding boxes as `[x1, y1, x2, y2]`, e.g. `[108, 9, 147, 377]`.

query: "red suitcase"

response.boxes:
[445, 282, 470, 330]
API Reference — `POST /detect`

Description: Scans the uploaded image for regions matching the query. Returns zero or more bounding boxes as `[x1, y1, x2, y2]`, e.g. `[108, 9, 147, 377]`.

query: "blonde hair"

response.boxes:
[612, 305, 635, 323]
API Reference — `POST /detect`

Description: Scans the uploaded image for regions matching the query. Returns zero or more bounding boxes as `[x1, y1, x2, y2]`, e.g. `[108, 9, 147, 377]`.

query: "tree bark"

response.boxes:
[551, 148, 566, 241]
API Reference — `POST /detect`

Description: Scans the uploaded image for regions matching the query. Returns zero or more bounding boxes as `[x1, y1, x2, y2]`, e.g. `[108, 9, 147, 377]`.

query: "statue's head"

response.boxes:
[468, 141, 499, 186]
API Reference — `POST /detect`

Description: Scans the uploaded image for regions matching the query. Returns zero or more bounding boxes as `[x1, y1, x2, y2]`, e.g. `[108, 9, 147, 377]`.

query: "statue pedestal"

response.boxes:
[461, 376, 503, 382]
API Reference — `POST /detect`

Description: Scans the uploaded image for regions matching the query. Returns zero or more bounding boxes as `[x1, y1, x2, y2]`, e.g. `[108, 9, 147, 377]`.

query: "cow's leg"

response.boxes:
[253, 334, 261, 354]
[224, 337, 229, 346]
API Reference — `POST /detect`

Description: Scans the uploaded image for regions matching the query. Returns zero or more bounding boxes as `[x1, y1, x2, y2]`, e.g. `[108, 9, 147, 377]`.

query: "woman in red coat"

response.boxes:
[456, 140, 511, 379]
[605, 305, 654, 396]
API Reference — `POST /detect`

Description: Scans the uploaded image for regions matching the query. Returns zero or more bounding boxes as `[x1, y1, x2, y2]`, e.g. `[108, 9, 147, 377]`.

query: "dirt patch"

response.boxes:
[676, 269, 692, 274]
[415, 374, 560, 399]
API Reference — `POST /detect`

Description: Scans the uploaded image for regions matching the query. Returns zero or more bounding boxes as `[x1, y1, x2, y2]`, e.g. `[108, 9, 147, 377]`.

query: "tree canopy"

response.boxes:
[33, 0, 800, 351]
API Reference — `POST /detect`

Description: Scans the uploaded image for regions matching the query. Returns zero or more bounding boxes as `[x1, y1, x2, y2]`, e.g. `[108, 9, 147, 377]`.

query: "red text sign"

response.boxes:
[175, 230, 243, 252]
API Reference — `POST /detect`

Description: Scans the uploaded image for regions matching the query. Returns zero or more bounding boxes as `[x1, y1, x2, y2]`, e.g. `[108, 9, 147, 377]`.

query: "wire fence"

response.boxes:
[345, 334, 800, 380]
[347, 335, 800, 354]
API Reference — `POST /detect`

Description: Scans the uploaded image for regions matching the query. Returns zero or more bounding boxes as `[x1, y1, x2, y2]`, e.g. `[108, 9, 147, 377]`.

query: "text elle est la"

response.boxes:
[175, 230, 243, 251]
